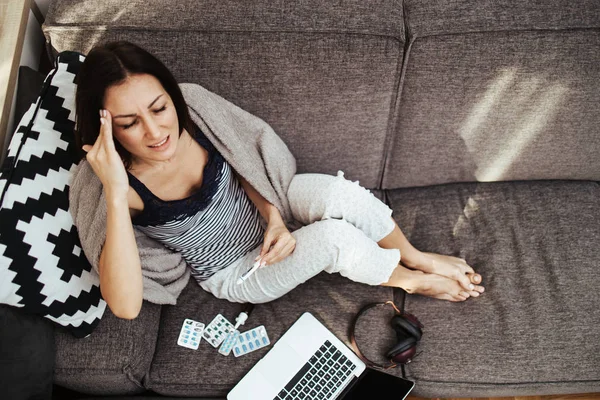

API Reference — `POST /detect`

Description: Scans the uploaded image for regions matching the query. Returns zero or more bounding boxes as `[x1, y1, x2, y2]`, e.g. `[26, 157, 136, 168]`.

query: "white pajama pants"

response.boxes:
[200, 171, 401, 303]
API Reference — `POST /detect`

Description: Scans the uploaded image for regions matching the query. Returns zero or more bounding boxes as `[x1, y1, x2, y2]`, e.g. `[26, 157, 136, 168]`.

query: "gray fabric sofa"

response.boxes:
[42, 0, 600, 398]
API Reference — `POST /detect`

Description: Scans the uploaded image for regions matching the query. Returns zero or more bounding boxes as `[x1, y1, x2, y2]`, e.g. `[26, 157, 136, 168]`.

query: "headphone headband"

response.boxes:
[349, 301, 423, 370]
[348, 301, 402, 370]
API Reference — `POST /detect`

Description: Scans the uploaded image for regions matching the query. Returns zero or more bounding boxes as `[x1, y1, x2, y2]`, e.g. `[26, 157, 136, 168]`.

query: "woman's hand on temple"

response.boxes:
[82, 109, 130, 200]
[258, 221, 296, 266]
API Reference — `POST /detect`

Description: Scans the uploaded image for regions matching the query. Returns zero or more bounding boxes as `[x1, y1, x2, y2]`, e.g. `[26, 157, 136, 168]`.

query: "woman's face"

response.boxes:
[103, 73, 180, 167]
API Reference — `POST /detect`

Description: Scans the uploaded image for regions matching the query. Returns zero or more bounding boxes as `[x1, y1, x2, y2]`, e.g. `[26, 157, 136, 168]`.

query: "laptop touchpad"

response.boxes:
[258, 340, 306, 387]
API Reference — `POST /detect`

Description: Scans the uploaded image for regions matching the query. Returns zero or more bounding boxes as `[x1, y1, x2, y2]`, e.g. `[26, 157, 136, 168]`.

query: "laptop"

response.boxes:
[228, 312, 414, 400]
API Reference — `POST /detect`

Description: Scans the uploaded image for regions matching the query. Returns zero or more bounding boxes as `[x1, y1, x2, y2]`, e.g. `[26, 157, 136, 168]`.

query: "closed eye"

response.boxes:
[122, 120, 138, 130]
[120, 105, 166, 129]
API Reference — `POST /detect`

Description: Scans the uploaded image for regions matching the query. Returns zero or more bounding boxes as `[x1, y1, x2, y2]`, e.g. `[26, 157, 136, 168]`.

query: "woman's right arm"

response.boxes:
[84, 109, 143, 319]
[99, 193, 143, 319]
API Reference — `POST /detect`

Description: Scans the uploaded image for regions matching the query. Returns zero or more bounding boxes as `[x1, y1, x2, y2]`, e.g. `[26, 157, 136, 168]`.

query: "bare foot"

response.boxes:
[384, 265, 482, 302]
[405, 252, 485, 294]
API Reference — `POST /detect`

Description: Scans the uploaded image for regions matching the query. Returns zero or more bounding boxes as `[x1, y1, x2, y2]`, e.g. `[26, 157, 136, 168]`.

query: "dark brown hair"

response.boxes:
[75, 41, 193, 169]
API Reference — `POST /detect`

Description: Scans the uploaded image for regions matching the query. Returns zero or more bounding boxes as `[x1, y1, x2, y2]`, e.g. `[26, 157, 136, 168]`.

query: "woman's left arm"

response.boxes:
[237, 174, 296, 266]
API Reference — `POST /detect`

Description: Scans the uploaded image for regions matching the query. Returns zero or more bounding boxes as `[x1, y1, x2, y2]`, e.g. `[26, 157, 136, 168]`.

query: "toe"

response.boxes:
[454, 294, 468, 302]
[458, 258, 475, 271]
[457, 273, 475, 291]
[468, 273, 482, 284]
[463, 263, 475, 274]
[473, 285, 485, 293]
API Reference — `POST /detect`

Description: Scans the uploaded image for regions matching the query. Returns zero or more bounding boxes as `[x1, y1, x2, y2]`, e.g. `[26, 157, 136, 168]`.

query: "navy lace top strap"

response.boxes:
[127, 126, 225, 227]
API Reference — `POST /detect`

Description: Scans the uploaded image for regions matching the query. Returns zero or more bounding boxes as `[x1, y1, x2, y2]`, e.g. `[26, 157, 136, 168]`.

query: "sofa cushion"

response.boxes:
[54, 301, 162, 395]
[43, 0, 405, 189]
[0, 51, 105, 338]
[383, 28, 600, 188]
[387, 180, 600, 397]
[146, 274, 397, 397]
[404, 0, 600, 38]
[44, 0, 404, 40]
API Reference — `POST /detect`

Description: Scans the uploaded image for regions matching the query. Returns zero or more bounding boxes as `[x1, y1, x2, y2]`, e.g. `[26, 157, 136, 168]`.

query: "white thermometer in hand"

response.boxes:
[236, 257, 263, 285]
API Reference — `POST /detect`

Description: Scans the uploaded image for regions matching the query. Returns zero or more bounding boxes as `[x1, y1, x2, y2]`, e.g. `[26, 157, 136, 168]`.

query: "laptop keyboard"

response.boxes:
[274, 340, 357, 400]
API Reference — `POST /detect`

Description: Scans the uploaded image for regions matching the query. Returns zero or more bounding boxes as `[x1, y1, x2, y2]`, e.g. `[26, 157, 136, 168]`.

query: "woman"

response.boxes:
[74, 41, 484, 319]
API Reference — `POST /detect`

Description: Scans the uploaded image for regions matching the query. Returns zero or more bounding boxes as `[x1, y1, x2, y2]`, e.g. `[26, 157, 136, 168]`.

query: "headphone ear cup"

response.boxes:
[385, 336, 417, 360]
[390, 344, 417, 365]
[391, 315, 422, 341]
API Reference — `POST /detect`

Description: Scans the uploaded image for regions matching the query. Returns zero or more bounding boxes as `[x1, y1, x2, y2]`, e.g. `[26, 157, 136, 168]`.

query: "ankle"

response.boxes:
[401, 250, 430, 271]
[386, 265, 423, 293]
[403, 269, 426, 294]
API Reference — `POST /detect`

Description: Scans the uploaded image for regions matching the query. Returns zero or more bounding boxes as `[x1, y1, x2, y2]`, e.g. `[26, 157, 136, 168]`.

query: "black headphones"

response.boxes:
[349, 301, 423, 369]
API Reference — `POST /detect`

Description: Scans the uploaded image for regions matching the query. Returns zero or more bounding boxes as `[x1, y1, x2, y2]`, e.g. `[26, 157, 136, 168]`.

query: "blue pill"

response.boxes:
[255, 340, 260, 346]
[242, 344, 247, 352]
[234, 348, 240, 355]
[253, 331, 257, 338]
[249, 342, 254, 350]
[183, 339, 188, 343]
[245, 333, 251, 340]
[262, 337, 268, 345]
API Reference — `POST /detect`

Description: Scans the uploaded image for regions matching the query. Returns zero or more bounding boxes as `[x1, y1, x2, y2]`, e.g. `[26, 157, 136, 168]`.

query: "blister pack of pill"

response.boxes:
[232, 325, 270, 357]
[218, 330, 240, 356]
[202, 314, 234, 348]
[177, 319, 205, 350]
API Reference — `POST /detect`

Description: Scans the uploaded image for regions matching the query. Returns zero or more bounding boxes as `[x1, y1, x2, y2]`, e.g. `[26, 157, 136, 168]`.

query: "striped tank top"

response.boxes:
[127, 128, 265, 282]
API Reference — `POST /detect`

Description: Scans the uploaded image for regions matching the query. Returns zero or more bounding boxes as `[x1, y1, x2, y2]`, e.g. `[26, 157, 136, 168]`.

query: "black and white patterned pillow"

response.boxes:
[0, 51, 106, 338]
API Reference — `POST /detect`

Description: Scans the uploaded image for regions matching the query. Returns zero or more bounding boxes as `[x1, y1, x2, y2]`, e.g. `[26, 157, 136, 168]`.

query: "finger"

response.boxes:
[100, 109, 116, 149]
[279, 241, 297, 261]
[268, 240, 296, 265]
[259, 238, 274, 260]
[82, 145, 92, 153]
[262, 238, 288, 266]
[89, 110, 105, 150]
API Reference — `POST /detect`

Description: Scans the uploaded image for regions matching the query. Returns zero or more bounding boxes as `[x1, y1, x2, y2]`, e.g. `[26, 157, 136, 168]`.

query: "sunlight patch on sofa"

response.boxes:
[452, 195, 480, 238]
[459, 68, 568, 182]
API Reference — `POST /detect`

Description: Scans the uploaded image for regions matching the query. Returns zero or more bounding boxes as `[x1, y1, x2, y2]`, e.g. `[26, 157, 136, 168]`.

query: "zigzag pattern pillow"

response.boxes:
[0, 51, 106, 338]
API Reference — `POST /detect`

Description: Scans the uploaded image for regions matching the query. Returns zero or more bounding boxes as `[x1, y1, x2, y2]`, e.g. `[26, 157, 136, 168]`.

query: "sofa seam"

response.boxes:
[41, 25, 406, 42]
[378, 0, 414, 191]
[117, 320, 145, 390]
[141, 304, 164, 390]
[412, 378, 600, 386]
[401, 26, 600, 40]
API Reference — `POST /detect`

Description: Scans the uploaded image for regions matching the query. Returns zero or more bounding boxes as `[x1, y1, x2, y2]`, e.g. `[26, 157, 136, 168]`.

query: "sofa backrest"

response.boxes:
[43, 0, 405, 190]
[383, 0, 600, 188]
[43, 0, 600, 190]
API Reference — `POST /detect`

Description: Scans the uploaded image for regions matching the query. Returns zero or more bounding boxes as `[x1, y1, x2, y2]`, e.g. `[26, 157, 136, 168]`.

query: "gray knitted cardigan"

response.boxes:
[69, 83, 297, 305]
